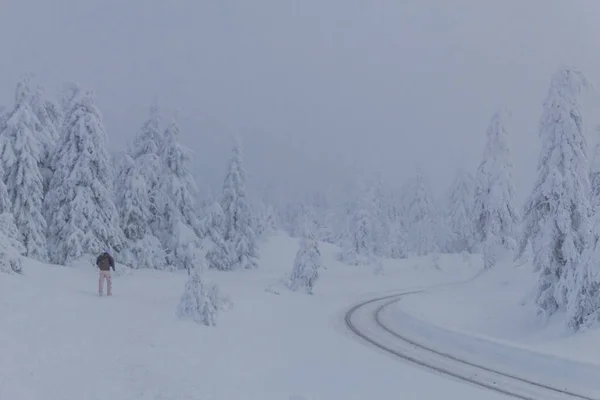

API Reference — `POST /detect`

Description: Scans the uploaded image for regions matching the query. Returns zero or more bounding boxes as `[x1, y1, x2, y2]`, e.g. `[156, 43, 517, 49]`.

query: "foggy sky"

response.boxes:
[1, 0, 600, 205]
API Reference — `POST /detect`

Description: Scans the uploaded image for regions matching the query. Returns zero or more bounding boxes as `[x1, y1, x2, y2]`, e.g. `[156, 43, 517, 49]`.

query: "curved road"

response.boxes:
[345, 291, 597, 400]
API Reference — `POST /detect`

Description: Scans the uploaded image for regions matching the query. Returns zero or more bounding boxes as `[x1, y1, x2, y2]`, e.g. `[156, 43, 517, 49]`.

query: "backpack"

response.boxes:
[97, 253, 111, 270]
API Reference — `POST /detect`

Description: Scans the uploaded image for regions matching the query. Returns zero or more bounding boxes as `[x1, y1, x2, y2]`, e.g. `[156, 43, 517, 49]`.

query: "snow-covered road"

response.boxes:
[345, 291, 598, 400]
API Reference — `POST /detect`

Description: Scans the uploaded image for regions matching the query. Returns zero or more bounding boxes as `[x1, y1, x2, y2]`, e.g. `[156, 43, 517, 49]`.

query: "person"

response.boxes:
[96, 251, 115, 296]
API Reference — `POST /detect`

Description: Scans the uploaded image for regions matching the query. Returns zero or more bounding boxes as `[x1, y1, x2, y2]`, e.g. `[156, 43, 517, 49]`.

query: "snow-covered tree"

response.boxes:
[288, 222, 322, 294]
[30, 85, 62, 193]
[389, 220, 408, 259]
[364, 178, 392, 258]
[401, 174, 444, 256]
[564, 226, 600, 330]
[590, 127, 600, 208]
[0, 78, 48, 260]
[220, 138, 259, 269]
[157, 118, 203, 270]
[518, 67, 592, 322]
[446, 169, 476, 253]
[177, 264, 225, 326]
[337, 178, 394, 264]
[131, 100, 163, 158]
[59, 82, 80, 117]
[337, 204, 375, 265]
[129, 103, 166, 237]
[158, 119, 200, 233]
[0, 157, 24, 274]
[203, 202, 231, 271]
[115, 154, 167, 270]
[0, 212, 25, 274]
[45, 89, 124, 265]
[254, 200, 279, 239]
[169, 219, 204, 273]
[474, 110, 519, 269]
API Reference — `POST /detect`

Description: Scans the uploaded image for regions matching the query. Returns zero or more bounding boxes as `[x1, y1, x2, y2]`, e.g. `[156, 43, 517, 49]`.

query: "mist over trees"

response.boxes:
[2, 65, 600, 331]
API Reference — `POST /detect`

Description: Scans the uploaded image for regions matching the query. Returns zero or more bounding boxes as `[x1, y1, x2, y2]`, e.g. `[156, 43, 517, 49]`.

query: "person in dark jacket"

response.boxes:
[96, 251, 115, 296]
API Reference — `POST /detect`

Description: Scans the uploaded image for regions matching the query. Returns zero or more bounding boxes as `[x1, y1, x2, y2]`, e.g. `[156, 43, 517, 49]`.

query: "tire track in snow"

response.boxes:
[345, 292, 597, 400]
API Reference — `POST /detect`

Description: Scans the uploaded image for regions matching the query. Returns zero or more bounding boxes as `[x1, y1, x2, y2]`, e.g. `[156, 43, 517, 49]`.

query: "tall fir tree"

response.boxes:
[401, 173, 443, 256]
[337, 205, 374, 265]
[0, 159, 23, 274]
[518, 67, 591, 321]
[473, 110, 519, 269]
[30, 84, 62, 193]
[366, 177, 392, 258]
[156, 118, 202, 270]
[203, 202, 231, 271]
[131, 99, 163, 158]
[220, 138, 258, 269]
[446, 168, 476, 253]
[159, 119, 200, 233]
[115, 154, 167, 270]
[45, 89, 124, 265]
[288, 220, 322, 294]
[0, 78, 48, 260]
[129, 102, 166, 236]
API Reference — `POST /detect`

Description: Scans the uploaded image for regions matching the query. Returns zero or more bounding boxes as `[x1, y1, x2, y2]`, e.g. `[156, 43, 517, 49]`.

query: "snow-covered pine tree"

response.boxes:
[115, 154, 167, 270]
[337, 201, 375, 265]
[203, 202, 231, 271]
[45, 89, 124, 265]
[446, 168, 476, 253]
[401, 174, 443, 256]
[518, 67, 592, 321]
[362, 177, 392, 258]
[30, 84, 62, 194]
[306, 191, 337, 244]
[157, 118, 203, 270]
[0, 162, 10, 216]
[0, 78, 48, 260]
[0, 160, 24, 274]
[283, 202, 310, 238]
[0, 211, 25, 274]
[220, 138, 259, 270]
[389, 220, 408, 259]
[159, 118, 200, 231]
[473, 110, 519, 269]
[176, 263, 225, 326]
[590, 126, 600, 209]
[59, 82, 80, 118]
[288, 221, 322, 294]
[254, 200, 279, 239]
[128, 102, 166, 239]
[132, 100, 163, 158]
[564, 230, 600, 330]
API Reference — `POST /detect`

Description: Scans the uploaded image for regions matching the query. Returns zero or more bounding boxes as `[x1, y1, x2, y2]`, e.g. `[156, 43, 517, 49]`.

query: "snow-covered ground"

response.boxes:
[1, 232, 512, 400]
[393, 256, 600, 395]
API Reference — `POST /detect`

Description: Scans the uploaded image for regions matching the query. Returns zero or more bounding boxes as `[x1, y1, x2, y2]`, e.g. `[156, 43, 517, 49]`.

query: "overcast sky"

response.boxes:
[1, 0, 599, 205]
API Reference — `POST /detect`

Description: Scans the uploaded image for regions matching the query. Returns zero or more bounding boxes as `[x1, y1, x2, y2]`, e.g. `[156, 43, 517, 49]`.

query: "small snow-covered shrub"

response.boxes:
[177, 267, 227, 326]
[288, 235, 322, 294]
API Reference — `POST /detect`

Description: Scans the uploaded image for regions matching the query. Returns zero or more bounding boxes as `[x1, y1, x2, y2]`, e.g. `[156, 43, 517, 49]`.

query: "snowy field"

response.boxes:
[1, 232, 513, 400]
